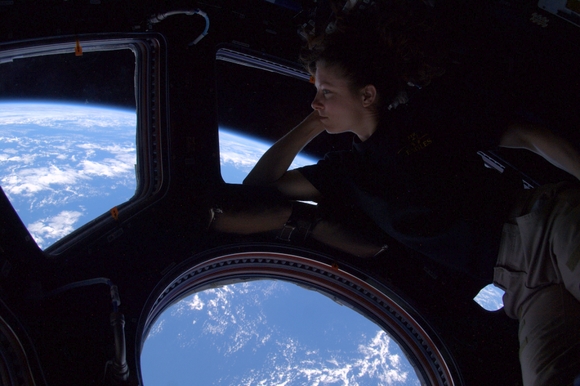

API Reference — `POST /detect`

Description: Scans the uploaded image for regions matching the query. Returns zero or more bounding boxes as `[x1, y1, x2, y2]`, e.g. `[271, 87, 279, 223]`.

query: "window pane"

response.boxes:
[474, 283, 505, 311]
[141, 280, 420, 385]
[0, 49, 136, 249]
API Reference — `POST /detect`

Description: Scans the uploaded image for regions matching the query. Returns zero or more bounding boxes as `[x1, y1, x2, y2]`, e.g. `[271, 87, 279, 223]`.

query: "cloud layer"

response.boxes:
[0, 103, 137, 248]
[144, 281, 420, 386]
[473, 283, 504, 311]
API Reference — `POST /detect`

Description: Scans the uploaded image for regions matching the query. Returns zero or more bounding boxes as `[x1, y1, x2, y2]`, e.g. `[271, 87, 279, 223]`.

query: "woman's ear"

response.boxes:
[361, 85, 377, 107]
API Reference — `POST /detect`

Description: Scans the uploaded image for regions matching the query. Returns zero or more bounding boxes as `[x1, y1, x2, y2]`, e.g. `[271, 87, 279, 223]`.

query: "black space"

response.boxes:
[0, 48, 136, 109]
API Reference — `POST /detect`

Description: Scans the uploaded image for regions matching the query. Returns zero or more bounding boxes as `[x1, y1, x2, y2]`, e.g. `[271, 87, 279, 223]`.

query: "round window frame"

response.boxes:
[137, 248, 460, 386]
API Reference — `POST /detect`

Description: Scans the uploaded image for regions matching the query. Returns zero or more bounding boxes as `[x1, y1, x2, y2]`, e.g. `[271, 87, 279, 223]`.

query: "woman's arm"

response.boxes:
[210, 203, 387, 258]
[243, 111, 325, 199]
[500, 123, 580, 181]
[310, 220, 388, 258]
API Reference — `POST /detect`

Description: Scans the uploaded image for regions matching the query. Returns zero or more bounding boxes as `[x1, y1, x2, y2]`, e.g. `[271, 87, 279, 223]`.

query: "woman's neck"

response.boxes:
[354, 112, 379, 142]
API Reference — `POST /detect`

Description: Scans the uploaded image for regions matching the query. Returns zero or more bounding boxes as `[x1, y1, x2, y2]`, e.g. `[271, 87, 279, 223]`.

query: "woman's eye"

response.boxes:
[322, 89, 331, 96]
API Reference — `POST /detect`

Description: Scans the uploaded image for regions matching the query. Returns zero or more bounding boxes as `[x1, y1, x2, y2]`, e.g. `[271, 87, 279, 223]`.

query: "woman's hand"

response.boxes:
[299, 110, 327, 134]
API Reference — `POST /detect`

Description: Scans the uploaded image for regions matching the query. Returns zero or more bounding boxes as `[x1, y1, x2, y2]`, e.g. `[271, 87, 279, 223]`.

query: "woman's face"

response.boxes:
[311, 63, 375, 137]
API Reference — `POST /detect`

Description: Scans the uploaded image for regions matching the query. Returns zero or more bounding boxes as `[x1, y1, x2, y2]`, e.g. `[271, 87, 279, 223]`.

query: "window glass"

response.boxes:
[141, 280, 421, 385]
[474, 283, 505, 311]
[0, 49, 136, 249]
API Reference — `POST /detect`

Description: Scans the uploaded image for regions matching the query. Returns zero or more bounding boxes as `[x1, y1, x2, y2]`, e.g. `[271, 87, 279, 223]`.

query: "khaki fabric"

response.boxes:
[493, 182, 580, 386]
[517, 284, 580, 386]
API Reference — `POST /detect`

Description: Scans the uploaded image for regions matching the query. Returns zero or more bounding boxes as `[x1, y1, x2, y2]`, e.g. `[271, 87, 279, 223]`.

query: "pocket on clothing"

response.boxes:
[493, 221, 551, 319]
[495, 222, 521, 270]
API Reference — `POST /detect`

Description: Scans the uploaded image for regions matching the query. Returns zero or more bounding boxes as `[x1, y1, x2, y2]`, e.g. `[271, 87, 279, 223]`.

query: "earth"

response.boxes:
[141, 280, 421, 385]
[0, 101, 503, 385]
[0, 102, 137, 249]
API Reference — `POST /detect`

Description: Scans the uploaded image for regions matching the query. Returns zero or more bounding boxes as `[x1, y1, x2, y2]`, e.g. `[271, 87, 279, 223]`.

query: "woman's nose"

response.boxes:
[311, 94, 323, 110]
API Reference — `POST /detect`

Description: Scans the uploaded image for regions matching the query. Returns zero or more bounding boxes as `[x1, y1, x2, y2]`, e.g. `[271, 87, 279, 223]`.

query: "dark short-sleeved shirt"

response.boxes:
[298, 76, 523, 282]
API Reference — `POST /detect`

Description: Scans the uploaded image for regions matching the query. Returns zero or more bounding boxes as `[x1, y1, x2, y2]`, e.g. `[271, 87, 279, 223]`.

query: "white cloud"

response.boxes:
[147, 318, 166, 339]
[1, 165, 86, 196]
[0, 152, 37, 165]
[28, 210, 83, 248]
[76, 143, 136, 153]
[236, 316, 418, 386]
[473, 283, 504, 311]
[237, 326, 414, 386]
[0, 104, 136, 130]
[168, 283, 275, 354]
[77, 144, 135, 177]
[355, 331, 410, 384]
[0, 104, 138, 250]
[187, 294, 204, 311]
[220, 146, 264, 171]
[152, 281, 418, 385]
[80, 158, 134, 177]
[0, 137, 135, 199]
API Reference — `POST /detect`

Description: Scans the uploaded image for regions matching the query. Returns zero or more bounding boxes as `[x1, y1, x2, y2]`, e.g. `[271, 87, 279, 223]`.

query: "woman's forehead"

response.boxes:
[314, 63, 349, 88]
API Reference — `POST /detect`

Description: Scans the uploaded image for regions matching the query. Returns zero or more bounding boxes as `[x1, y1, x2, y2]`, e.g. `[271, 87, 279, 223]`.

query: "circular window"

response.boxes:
[138, 249, 459, 385]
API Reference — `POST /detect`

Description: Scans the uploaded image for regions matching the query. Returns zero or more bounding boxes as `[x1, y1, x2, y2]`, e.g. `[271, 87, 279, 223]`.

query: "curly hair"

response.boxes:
[300, 0, 446, 107]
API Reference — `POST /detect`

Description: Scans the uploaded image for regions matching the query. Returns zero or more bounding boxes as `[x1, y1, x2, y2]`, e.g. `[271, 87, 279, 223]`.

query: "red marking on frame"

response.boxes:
[75, 39, 83, 56]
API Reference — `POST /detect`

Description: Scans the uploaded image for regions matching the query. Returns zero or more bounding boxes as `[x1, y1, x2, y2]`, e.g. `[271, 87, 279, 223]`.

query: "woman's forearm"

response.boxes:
[310, 220, 388, 258]
[211, 207, 387, 258]
[210, 203, 292, 235]
[243, 112, 325, 186]
[500, 123, 580, 180]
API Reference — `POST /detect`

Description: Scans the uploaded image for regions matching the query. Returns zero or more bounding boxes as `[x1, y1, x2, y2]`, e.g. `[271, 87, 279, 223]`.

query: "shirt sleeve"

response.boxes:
[294, 150, 352, 200]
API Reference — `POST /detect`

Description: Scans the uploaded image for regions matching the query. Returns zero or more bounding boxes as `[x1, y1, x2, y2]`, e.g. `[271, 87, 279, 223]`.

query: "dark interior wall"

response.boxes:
[0, 0, 578, 384]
